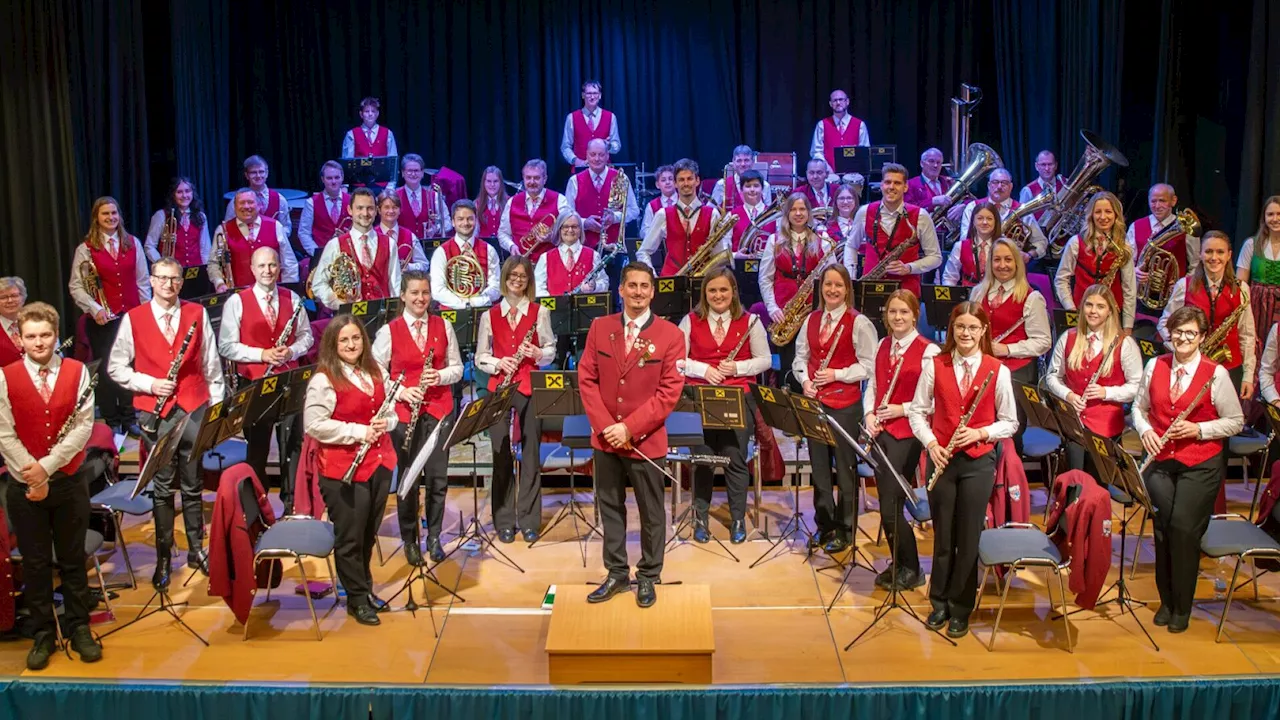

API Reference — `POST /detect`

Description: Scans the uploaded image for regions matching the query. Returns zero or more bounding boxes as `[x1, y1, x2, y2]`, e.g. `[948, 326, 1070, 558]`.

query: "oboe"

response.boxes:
[1137, 380, 1212, 474]
[142, 322, 198, 434]
[400, 348, 436, 451]
[926, 369, 995, 491]
[263, 302, 305, 378]
[54, 374, 98, 444]
[341, 370, 406, 484]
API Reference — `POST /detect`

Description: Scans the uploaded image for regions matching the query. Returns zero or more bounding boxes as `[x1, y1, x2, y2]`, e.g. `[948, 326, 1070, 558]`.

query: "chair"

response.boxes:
[975, 523, 1074, 653]
[90, 479, 153, 589]
[1021, 427, 1063, 521]
[244, 516, 338, 641]
[1226, 424, 1271, 520]
[1198, 513, 1280, 642]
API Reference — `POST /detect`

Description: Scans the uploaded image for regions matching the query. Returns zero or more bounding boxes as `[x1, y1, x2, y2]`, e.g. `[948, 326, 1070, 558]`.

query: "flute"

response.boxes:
[926, 369, 995, 491]
[1137, 381, 1212, 474]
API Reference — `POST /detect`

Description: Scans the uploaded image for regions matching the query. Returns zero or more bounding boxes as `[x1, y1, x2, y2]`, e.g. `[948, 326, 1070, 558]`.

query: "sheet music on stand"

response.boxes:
[399, 418, 449, 501]
[129, 415, 191, 500]
[1083, 429, 1152, 512]
[572, 293, 611, 334]
[682, 384, 748, 431]
[341, 156, 398, 187]
[178, 265, 213, 300]
[652, 276, 694, 321]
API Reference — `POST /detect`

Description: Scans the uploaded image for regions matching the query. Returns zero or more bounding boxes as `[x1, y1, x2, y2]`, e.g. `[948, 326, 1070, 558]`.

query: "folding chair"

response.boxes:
[975, 523, 1074, 652]
[1198, 513, 1280, 642]
[244, 517, 338, 641]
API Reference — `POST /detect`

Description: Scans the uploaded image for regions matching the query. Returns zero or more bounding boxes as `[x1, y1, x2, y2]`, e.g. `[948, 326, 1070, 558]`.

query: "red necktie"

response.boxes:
[108, 237, 118, 259]
[992, 285, 1006, 308]
[1086, 333, 1099, 362]
[593, 174, 604, 191]
[1171, 367, 1187, 402]
[959, 360, 974, 397]
[181, 212, 190, 231]
[409, 189, 421, 215]
[414, 319, 427, 351]
[8, 324, 19, 348]
[329, 198, 340, 224]
[890, 341, 902, 368]
[360, 234, 374, 268]
[265, 294, 277, 327]
[246, 222, 257, 243]
[713, 316, 727, 344]
[820, 313, 836, 343]
[37, 367, 52, 403]
[508, 307, 520, 330]
[626, 321, 638, 358]
[354, 369, 373, 395]
[162, 313, 176, 344]
[587, 112, 598, 130]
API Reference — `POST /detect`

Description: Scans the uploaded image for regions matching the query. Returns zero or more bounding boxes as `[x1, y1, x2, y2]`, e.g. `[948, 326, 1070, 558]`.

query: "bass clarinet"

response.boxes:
[342, 370, 406, 484]
[142, 322, 198, 434]
[926, 369, 994, 490]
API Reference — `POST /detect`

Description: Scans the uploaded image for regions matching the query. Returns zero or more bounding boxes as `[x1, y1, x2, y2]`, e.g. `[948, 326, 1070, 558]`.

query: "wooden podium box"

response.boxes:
[545, 584, 715, 684]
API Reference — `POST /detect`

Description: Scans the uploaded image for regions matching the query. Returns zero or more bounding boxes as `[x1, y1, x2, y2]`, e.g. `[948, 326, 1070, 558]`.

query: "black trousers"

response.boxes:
[141, 402, 207, 556]
[926, 450, 996, 619]
[391, 411, 453, 543]
[595, 449, 665, 581]
[810, 402, 863, 538]
[692, 408, 754, 521]
[244, 406, 304, 513]
[875, 432, 923, 574]
[488, 390, 542, 531]
[1146, 455, 1223, 617]
[86, 317, 134, 427]
[319, 467, 391, 607]
[1008, 362, 1038, 457]
[6, 466, 93, 635]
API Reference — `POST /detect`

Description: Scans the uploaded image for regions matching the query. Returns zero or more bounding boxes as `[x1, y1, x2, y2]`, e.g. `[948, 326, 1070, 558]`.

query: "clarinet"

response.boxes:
[141, 322, 198, 434]
[498, 325, 539, 391]
[341, 370, 406, 484]
[570, 243, 623, 295]
[926, 369, 995, 491]
[54, 374, 99, 444]
[400, 348, 436, 452]
[263, 301, 305, 378]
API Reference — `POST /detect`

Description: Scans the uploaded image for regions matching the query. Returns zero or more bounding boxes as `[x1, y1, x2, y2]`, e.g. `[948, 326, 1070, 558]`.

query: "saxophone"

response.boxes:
[768, 230, 843, 345]
[1092, 231, 1133, 290]
[675, 212, 737, 277]
[1200, 284, 1250, 364]
[1136, 209, 1202, 309]
[862, 210, 917, 281]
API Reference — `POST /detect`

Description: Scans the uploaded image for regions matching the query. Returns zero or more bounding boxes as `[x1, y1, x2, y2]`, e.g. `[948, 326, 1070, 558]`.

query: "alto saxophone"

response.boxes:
[1136, 209, 1201, 309]
[675, 212, 738, 277]
[862, 210, 917, 281]
[401, 347, 436, 451]
[768, 230, 843, 345]
[1200, 284, 1250, 364]
[1093, 231, 1133, 290]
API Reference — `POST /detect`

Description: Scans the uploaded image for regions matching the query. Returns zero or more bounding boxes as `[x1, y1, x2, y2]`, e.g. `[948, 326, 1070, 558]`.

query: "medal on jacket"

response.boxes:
[636, 338, 655, 366]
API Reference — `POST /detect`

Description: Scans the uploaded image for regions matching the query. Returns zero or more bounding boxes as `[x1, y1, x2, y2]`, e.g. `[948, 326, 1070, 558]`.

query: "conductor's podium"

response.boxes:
[545, 584, 715, 684]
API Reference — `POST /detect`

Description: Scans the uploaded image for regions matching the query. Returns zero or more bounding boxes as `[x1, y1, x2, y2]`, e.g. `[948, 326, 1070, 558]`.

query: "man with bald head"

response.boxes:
[1127, 183, 1200, 287]
[958, 168, 1047, 260]
[217, 246, 314, 513]
[905, 147, 953, 209]
[810, 89, 871, 173]
[1018, 150, 1067, 222]
[565, 138, 639, 249]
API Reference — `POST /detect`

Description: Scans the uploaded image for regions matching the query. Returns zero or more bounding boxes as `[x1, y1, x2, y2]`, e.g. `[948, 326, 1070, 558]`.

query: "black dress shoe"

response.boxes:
[587, 577, 630, 603]
[946, 617, 970, 639]
[925, 608, 949, 631]
[26, 631, 55, 671]
[349, 604, 381, 626]
[405, 542, 426, 567]
[152, 556, 172, 590]
[693, 519, 711, 544]
[522, 528, 540, 543]
[1153, 605, 1172, 627]
[124, 422, 144, 438]
[636, 578, 657, 608]
[368, 593, 390, 613]
[874, 567, 897, 590]
[498, 528, 516, 544]
[69, 625, 102, 663]
[895, 567, 926, 590]
[1167, 613, 1191, 634]
[426, 536, 446, 563]
[187, 549, 210, 575]
[730, 519, 747, 544]
[823, 534, 851, 554]
[808, 531, 830, 550]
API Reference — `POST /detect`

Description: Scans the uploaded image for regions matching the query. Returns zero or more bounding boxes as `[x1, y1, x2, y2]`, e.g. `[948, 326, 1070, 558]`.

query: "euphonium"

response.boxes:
[737, 191, 789, 258]
[1000, 186, 1055, 252]
[675, 212, 738, 277]
[1200, 285, 1249, 364]
[515, 217, 554, 256]
[1136, 208, 1201, 309]
[768, 229, 843, 345]
[78, 259, 115, 320]
[931, 143, 1003, 245]
[160, 209, 178, 259]
[444, 240, 485, 299]
[1044, 130, 1130, 258]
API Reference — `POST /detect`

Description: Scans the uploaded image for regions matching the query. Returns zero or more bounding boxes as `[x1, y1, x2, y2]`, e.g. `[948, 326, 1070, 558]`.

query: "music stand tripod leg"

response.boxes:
[749, 470, 813, 568]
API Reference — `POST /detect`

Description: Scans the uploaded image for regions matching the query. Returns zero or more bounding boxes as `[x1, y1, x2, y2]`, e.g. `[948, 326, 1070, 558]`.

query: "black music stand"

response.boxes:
[179, 265, 213, 300]
[103, 415, 211, 646]
[833, 146, 871, 176]
[749, 385, 828, 568]
[338, 298, 396, 336]
[193, 290, 232, 334]
[666, 386, 746, 562]
[1013, 382, 1071, 439]
[868, 145, 897, 175]
[855, 280, 900, 337]
[526, 371, 599, 564]
[341, 156, 398, 188]
[421, 236, 449, 255]
[652, 276, 694, 321]
[1051, 308, 1080, 338]
[735, 259, 763, 308]
[437, 307, 482, 354]
[923, 284, 968, 342]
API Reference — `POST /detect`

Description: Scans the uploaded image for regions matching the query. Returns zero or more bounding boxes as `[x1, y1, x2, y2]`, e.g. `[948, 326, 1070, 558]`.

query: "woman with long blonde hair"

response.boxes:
[759, 192, 827, 378]
[1054, 191, 1137, 333]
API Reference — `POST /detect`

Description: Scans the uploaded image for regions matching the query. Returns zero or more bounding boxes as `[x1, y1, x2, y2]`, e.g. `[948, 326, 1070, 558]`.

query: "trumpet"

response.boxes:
[401, 348, 436, 451]
[341, 371, 406, 484]
[515, 217, 554, 256]
[675, 212, 738, 277]
[78, 259, 116, 321]
[159, 209, 178, 259]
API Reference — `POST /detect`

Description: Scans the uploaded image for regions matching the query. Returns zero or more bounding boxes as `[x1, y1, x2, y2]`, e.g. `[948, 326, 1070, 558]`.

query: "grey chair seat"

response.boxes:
[1228, 428, 1269, 458]
[91, 480, 153, 515]
[979, 527, 1063, 567]
[255, 518, 335, 558]
[43, 530, 104, 565]
[203, 439, 248, 472]
[1201, 518, 1280, 558]
[1022, 428, 1062, 459]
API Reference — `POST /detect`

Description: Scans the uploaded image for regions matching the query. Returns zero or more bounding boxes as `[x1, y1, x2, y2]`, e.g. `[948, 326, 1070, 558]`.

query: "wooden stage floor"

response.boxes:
[4, 482, 1280, 686]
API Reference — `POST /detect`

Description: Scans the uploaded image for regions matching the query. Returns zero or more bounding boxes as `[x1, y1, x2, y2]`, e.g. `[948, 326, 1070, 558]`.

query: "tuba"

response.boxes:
[445, 240, 485, 299]
[932, 143, 1003, 246]
[1044, 130, 1130, 258]
[675, 212, 738, 277]
[160, 209, 178, 259]
[1136, 209, 1201, 309]
[768, 229, 843, 345]
[79, 259, 115, 320]
[1000, 186, 1056, 252]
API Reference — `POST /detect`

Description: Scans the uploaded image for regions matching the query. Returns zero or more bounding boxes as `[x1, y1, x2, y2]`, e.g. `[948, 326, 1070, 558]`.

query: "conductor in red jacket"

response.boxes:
[579, 262, 684, 608]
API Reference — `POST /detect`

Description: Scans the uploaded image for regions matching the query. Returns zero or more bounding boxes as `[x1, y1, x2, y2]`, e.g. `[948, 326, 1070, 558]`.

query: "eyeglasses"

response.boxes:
[989, 180, 1013, 187]
[0, 293, 22, 301]
[953, 324, 985, 334]
[1170, 329, 1201, 340]
[507, 273, 529, 280]
[152, 275, 183, 285]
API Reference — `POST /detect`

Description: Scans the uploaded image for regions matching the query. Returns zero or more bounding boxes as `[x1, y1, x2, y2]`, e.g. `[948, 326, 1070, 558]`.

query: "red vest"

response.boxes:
[479, 203, 502, 238]
[801, 182, 837, 210]
[730, 206, 776, 253]
[88, 237, 143, 315]
[2, 360, 87, 475]
[310, 192, 352, 251]
[1072, 237, 1126, 310]
[722, 175, 742, 210]
[980, 288, 1034, 372]
[388, 314, 453, 423]
[771, 238, 822, 309]
[0, 330, 21, 367]
[820, 115, 864, 171]
[661, 206, 716, 277]
[545, 245, 596, 296]
[1132, 216, 1190, 279]
[222, 218, 281, 290]
[570, 109, 615, 162]
[863, 203, 924, 295]
[1023, 177, 1065, 220]
[1062, 330, 1127, 437]
[442, 237, 492, 294]
[172, 216, 204, 267]
[805, 309, 863, 409]
[956, 238, 990, 287]
[685, 314, 754, 389]
[931, 354, 1002, 458]
[509, 191, 562, 261]
[128, 301, 211, 416]
[383, 225, 417, 266]
[315, 371, 396, 483]
[873, 335, 930, 439]
[351, 125, 390, 157]
[396, 185, 442, 240]
[1184, 280, 1244, 370]
[248, 190, 287, 220]
[572, 169, 620, 248]
[485, 304, 541, 396]
[1146, 355, 1222, 466]
[337, 230, 393, 301]
[234, 288, 297, 380]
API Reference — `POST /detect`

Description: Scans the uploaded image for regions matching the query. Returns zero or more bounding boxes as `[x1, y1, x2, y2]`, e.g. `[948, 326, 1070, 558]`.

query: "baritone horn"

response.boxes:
[931, 143, 1003, 245]
[78, 259, 116, 320]
[1136, 208, 1201, 309]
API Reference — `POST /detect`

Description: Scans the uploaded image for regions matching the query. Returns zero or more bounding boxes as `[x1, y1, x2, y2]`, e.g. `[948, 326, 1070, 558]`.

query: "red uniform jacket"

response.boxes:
[397, 185, 443, 240]
[660, 206, 715, 277]
[293, 435, 325, 517]
[905, 175, 953, 210]
[800, 182, 837, 210]
[1183, 280, 1245, 371]
[578, 312, 684, 460]
[127, 301, 211, 416]
[1045, 469, 1112, 609]
[980, 290, 1034, 372]
[207, 464, 280, 625]
[985, 439, 1030, 528]
[89, 238, 144, 316]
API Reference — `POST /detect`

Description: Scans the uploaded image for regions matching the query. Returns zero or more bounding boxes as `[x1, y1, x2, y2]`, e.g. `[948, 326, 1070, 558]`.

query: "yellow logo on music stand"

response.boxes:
[713, 388, 726, 399]
[545, 374, 564, 389]
[1022, 386, 1041, 403]
[1065, 311, 1078, 326]
[745, 261, 759, 272]
[442, 310, 456, 323]
[584, 295, 597, 305]
[874, 284, 886, 293]
[301, 369, 313, 381]
[935, 286, 952, 301]
[659, 279, 675, 293]
[541, 297, 557, 309]
[759, 387, 775, 403]
[468, 402, 482, 417]
[261, 377, 278, 394]
[206, 296, 221, 306]
[237, 390, 250, 404]
[1268, 404, 1280, 422]
[353, 302, 369, 316]
[185, 267, 199, 279]
[1140, 340, 1156, 356]
[208, 404, 222, 421]
[1093, 436, 1110, 457]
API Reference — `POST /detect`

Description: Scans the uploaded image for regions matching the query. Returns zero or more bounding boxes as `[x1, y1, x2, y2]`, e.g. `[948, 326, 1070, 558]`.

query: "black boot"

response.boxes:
[693, 507, 711, 544]
[152, 500, 176, 590]
[182, 494, 206, 570]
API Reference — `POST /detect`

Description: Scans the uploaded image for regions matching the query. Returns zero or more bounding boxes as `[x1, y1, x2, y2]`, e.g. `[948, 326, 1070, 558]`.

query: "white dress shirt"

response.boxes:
[497, 193, 573, 255]
[968, 282, 1052, 358]
[371, 309, 465, 393]
[1018, 176, 1065, 205]
[297, 192, 350, 256]
[637, 199, 725, 270]
[145, 209, 212, 264]
[790, 306, 878, 386]
[216, 283, 314, 363]
[223, 188, 293, 238]
[941, 236, 995, 286]
[380, 222, 430, 273]
[560, 108, 623, 165]
[861, 331, 941, 414]
[564, 171, 640, 227]
[310, 228, 403, 311]
[1131, 353, 1244, 442]
[398, 185, 453, 236]
[809, 115, 872, 161]
[0, 355, 94, 479]
[303, 365, 400, 446]
[209, 218, 299, 287]
[340, 124, 399, 160]
[68, 236, 153, 316]
[639, 194, 678, 242]
[107, 300, 225, 404]
[1045, 332, 1143, 404]
[958, 198, 1047, 259]
[758, 232, 830, 316]
[534, 242, 609, 296]
[711, 176, 773, 207]
[428, 235, 501, 309]
[907, 351, 1018, 448]
[1054, 235, 1138, 329]
[841, 202, 942, 277]
[677, 311, 772, 380]
[474, 298, 557, 376]
[1237, 236, 1279, 276]
[1156, 276, 1256, 379]
[1260, 325, 1280, 403]
[1124, 213, 1201, 276]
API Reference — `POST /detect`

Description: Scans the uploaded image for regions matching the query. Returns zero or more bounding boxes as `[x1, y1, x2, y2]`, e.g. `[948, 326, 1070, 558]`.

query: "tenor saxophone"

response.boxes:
[675, 212, 738, 277]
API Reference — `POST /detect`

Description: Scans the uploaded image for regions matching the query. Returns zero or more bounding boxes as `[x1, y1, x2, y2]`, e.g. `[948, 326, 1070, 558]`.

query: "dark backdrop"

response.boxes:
[3, 0, 1278, 322]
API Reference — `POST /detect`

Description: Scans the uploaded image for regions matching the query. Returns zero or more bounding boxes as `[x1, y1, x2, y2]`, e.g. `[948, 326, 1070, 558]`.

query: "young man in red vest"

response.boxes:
[841, 162, 942, 297]
[1128, 183, 1201, 288]
[639, 165, 677, 242]
[499, 159, 570, 262]
[429, 200, 501, 310]
[341, 96, 399, 162]
[561, 80, 621, 169]
[0, 277, 26, 367]
[210, 188, 299, 292]
[107, 258, 225, 588]
[397, 153, 451, 240]
[636, 158, 724, 275]
[579, 262, 685, 608]
[904, 147, 954, 210]
[222, 155, 292, 238]
[0, 302, 104, 669]
[373, 270, 463, 565]
[298, 161, 353, 258]
[217, 247, 314, 514]
[1018, 150, 1067, 219]
[311, 188, 403, 311]
[565, 139, 639, 250]
[810, 88, 871, 173]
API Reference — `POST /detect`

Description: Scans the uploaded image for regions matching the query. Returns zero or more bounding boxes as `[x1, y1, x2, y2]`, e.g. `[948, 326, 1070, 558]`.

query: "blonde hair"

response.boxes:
[1066, 284, 1121, 375]
[84, 196, 133, 252]
[1082, 191, 1127, 252]
[973, 238, 1030, 304]
[775, 192, 822, 259]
